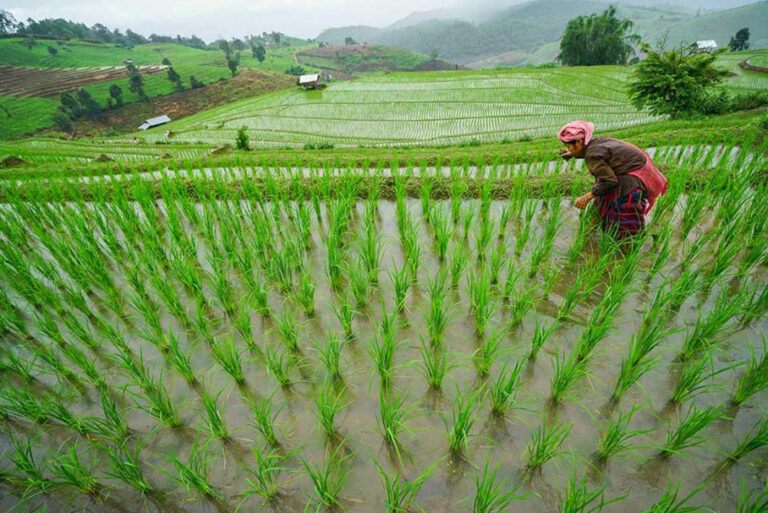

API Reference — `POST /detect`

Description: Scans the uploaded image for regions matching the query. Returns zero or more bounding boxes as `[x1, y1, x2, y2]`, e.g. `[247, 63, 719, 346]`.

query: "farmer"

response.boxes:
[558, 121, 668, 239]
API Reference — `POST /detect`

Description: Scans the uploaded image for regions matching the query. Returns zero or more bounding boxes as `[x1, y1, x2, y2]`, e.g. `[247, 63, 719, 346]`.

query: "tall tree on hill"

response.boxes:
[126, 62, 148, 101]
[252, 43, 266, 63]
[219, 40, 233, 60]
[558, 6, 639, 66]
[167, 66, 184, 90]
[76, 89, 102, 118]
[628, 43, 728, 118]
[729, 28, 750, 52]
[58, 91, 82, 119]
[227, 53, 240, 76]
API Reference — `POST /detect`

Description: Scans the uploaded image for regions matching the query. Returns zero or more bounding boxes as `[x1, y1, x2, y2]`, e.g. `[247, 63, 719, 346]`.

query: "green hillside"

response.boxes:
[0, 38, 317, 139]
[659, 1, 768, 48]
[296, 44, 453, 72]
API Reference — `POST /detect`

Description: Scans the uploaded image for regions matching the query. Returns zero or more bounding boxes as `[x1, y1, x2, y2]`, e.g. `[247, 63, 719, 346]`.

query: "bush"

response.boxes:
[730, 91, 768, 111]
[286, 65, 305, 76]
[236, 126, 250, 151]
[760, 115, 768, 131]
[695, 89, 732, 115]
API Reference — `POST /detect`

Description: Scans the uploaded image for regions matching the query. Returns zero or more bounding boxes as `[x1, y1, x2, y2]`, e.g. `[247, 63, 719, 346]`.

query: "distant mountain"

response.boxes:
[317, 0, 766, 67]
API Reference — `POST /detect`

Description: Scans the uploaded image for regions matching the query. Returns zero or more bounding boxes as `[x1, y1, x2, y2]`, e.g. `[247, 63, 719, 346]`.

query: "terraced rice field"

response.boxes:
[0, 65, 168, 98]
[0, 135, 767, 512]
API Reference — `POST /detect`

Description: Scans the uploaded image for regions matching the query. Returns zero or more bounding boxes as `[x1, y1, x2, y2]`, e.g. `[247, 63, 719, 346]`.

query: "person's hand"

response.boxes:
[574, 193, 594, 209]
[559, 149, 572, 161]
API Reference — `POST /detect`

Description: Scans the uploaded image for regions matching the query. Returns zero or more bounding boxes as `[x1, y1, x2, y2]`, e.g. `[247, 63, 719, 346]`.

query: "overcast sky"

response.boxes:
[3, 0, 454, 41]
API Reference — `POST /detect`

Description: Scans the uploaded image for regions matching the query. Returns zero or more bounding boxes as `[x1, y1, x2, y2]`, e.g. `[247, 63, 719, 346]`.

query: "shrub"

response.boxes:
[236, 126, 250, 151]
[760, 115, 768, 131]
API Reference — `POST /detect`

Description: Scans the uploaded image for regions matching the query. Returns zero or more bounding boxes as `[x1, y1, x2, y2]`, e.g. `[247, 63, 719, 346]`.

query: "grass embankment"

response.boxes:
[1, 109, 764, 180]
[0, 38, 316, 139]
[295, 44, 455, 73]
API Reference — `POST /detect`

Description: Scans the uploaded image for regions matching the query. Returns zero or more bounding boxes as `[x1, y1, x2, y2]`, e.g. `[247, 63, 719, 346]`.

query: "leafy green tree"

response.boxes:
[161, 57, 172, 66]
[52, 110, 73, 132]
[0, 10, 17, 34]
[236, 126, 250, 150]
[167, 66, 183, 90]
[285, 65, 305, 76]
[219, 40, 232, 60]
[345, 37, 357, 45]
[47, 45, 58, 56]
[628, 44, 728, 118]
[558, 6, 639, 66]
[252, 44, 266, 63]
[126, 62, 147, 100]
[227, 52, 240, 76]
[189, 75, 205, 89]
[76, 89, 102, 118]
[58, 91, 82, 118]
[729, 28, 750, 51]
[108, 84, 123, 106]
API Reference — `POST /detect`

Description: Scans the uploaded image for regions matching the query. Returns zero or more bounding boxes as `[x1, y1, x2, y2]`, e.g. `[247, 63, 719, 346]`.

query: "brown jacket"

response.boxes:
[582, 137, 646, 197]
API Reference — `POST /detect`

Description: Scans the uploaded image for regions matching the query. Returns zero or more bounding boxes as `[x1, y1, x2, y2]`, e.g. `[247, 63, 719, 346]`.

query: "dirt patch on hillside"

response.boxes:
[58, 69, 294, 137]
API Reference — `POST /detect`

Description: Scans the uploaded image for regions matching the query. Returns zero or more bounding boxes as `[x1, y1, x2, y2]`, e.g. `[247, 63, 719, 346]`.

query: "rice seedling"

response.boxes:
[420, 177, 433, 221]
[560, 467, 620, 513]
[164, 331, 197, 384]
[679, 288, 741, 361]
[200, 382, 230, 440]
[661, 405, 724, 458]
[263, 343, 294, 388]
[468, 267, 496, 339]
[728, 417, 768, 462]
[741, 281, 768, 327]
[93, 387, 129, 443]
[566, 209, 592, 269]
[209, 335, 245, 384]
[680, 193, 708, 241]
[489, 360, 524, 416]
[296, 271, 316, 317]
[476, 215, 494, 262]
[0, 384, 50, 424]
[332, 294, 356, 339]
[348, 259, 371, 310]
[525, 418, 572, 470]
[314, 384, 346, 437]
[670, 353, 732, 405]
[449, 245, 470, 290]
[595, 405, 650, 461]
[471, 454, 527, 513]
[550, 350, 590, 404]
[445, 385, 482, 453]
[425, 270, 450, 346]
[359, 215, 383, 283]
[514, 200, 537, 257]
[389, 261, 411, 313]
[317, 332, 346, 381]
[368, 329, 400, 388]
[378, 387, 418, 458]
[102, 439, 152, 494]
[374, 460, 434, 513]
[736, 481, 768, 513]
[528, 318, 560, 360]
[303, 443, 351, 510]
[462, 202, 478, 241]
[641, 480, 703, 513]
[431, 206, 452, 263]
[731, 338, 768, 406]
[647, 224, 673, 282]
[5, 432, 52, 495]
[168, 436, 222, 500]
[509, 285, 537, 326]
[418, 336, 453, 390]
[275, 309, 300, 352]
[243, 444, 295, 502]
[473, 328, 504, 379]
[48, 444, 101, 496]
[247, 392, 283, 446]
[450, 178, 466, 224]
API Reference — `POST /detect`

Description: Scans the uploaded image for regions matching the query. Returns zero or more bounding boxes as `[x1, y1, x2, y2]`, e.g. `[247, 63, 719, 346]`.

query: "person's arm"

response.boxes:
[585, 153, 619, 196]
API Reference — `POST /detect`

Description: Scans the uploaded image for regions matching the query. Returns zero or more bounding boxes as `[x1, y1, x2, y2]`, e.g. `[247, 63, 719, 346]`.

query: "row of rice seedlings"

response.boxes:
[200, 382, 230, 440]
[210, 335, 246, 384]
[528, 318, 560, 360]
[660, 405, 725, 458]
[679, 288, 742, 361]
[375, 460, 435, 513]
[670, 352, 733, 405]
[528, 198, 563, 278]
[3, 432, 53, 498]
[102, 439, 153, 494]
[242, 443, 295, 502]
[114, 349, 181, 427]
[514, 200, 537, 257]
[731, 338, 768, 406]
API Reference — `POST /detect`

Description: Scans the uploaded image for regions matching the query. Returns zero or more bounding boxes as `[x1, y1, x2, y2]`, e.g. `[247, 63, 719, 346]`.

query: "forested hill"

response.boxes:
[317, 0, 768, 66]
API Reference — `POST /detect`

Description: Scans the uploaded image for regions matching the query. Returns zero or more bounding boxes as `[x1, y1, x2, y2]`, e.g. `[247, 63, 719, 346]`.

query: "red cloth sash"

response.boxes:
[603, 137, 668, 214]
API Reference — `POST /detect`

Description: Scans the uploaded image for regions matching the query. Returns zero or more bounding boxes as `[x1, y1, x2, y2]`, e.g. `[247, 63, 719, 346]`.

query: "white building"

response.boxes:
[694, 40, 718, 52]
[138, 115, 171, 131]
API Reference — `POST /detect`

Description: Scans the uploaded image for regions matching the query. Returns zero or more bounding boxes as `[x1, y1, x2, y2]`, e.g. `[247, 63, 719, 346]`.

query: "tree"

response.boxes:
[558, 6, 639, 66]
[345, 37, 357, 46]
[729, 28, 750, 52]
[285, 65, 305, 76]
[24, 35, 36, 50]
[628, 44, 729, 118]
[0, 10, 17, 34]
[52, 110, 73, 132]
[236, 126, 250, 150]
[76, 89, 101, 118]
[126, 62, 147, 100]
[219, 40, 232, 60]
[47, 45, 58, 56]
[161, 57, 172, 66]
[227, 52, 240, 76]
[252, 44, 266, 63]
[430, 46, 440, 61]
[58, 91, 82, 119]
[189, 75, 205, 89]
[167, 66, 183, 90]
[108, 84, 123, 106]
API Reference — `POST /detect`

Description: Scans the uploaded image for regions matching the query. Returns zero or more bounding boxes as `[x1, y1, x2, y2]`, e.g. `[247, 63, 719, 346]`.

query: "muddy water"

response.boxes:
[0, 197, 766, 513]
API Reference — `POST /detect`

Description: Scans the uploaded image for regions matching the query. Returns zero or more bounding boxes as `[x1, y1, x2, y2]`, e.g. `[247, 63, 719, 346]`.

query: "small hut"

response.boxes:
[138, 115, 171, 131]
[693, 40, 718, 53]
[298, 73, 321, 90]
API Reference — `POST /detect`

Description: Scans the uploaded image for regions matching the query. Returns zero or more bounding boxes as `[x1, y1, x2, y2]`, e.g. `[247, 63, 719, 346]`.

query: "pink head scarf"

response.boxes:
[558, 121, 595, 145]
